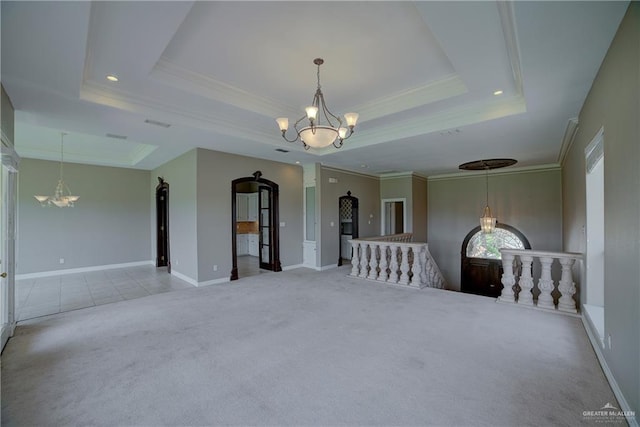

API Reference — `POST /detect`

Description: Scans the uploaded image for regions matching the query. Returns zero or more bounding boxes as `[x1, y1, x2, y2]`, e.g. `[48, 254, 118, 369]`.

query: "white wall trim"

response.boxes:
[320, 164, 379, 180]
[318, 264, 338, 271]
[197, 277, 230, 287]
[581, 315, 639, 427]
[170, 269, 198, 286]
[558, 118, 579, 165]
[16, 261, 154, 280]
[282, 263, 304, 271]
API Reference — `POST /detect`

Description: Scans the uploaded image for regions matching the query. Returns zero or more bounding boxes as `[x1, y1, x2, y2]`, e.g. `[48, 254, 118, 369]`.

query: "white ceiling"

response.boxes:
[0, 1, 629, 176]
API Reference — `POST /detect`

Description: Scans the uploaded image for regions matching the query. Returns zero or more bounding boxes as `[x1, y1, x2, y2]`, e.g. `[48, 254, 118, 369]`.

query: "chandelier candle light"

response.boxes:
[276, 58, 358, 150]
[34, 132, 80, 207]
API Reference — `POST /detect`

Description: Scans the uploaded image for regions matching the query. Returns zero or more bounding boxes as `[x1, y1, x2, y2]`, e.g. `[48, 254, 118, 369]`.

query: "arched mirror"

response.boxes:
[461, 223, 530, 297]
[338, 191, 358, 266]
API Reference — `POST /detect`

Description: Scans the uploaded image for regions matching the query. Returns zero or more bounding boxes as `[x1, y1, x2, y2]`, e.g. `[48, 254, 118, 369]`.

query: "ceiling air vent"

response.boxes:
[106, 133, 128, 140]
[275, 148, 289, 153]
[144, 119, 171, 128]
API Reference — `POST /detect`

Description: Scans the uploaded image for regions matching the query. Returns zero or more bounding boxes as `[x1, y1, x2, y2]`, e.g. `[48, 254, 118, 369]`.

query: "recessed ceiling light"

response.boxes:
[360, 164, 368, 168]
[295, 161, 300, 164]
[493, 90, 503, 96]
[106, 75, 119, 82]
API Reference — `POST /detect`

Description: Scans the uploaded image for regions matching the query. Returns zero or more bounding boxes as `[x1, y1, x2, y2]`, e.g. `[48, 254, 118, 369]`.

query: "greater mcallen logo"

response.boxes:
[583, 402, 636, 424]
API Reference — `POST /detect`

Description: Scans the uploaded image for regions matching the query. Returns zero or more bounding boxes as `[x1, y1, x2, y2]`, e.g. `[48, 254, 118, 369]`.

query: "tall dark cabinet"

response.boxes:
[338, 191, 359, 266]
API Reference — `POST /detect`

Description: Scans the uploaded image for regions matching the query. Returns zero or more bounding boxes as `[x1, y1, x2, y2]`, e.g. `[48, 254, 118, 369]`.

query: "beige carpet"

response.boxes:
[1, 266, 617, 426]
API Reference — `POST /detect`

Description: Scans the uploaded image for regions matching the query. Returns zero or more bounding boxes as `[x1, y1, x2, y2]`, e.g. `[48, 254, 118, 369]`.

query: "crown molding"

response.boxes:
[558, 118, 579, 166]
[497, 1, 524, 96]
[315, 94, 527, 155]
[320, 164, 380, 180]
[350, 75, 467, 122]
[80, 80, 284, 147]
[427, 163, 562, 181]
[129, 144, 158, 166]
[380, 171, 414, 180]
[151, 58, 297, 119]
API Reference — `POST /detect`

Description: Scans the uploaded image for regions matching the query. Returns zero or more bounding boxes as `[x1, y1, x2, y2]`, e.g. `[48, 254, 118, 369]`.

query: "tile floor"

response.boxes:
[237, 255, 264, 278]
[16, 266, 193, 321]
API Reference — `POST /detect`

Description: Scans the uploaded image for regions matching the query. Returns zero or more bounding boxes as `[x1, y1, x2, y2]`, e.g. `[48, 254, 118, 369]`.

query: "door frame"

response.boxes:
[231, 171, 281, 280]
[1, 134, 18, 352]
[155, 177, 170, 272]
[380, 198, 406, 235]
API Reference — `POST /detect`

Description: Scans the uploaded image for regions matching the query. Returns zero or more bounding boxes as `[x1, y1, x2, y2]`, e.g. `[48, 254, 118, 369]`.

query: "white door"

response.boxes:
[1, 144, 18, 352]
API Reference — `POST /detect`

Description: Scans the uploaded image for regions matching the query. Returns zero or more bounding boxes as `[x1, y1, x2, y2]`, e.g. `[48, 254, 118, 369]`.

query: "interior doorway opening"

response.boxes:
[381, 198, 406, 235]
[231, 171, 281, 280]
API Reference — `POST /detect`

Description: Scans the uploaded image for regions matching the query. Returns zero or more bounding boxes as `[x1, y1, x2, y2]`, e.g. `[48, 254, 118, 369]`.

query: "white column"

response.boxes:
[388, 244, 400, 284]
[377, 244, 389, 282]
[557, 258, 578, 313]
[537, 256, 555, 309]
[350, 241, 360, 277]
[498, 252, 516, 303]
[368, 243, 379, 280]
[398, 245, 411, 285]
[518, 255, 534, 306]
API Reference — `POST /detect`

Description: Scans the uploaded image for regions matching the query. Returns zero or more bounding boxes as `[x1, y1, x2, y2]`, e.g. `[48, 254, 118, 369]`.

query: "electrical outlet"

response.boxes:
[608, 334, 612, 349]
[213, 265, 218, 272]
[59, 258, 65, 264]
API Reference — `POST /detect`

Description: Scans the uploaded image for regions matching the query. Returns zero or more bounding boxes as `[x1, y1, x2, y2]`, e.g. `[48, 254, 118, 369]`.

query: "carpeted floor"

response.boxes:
[1, 266, 617, 426]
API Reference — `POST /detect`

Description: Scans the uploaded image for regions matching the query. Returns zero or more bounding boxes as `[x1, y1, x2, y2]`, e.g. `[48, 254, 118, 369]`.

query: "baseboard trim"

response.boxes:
[282, 264, 304, 271]
[197, 277, 230, 287]
[581, 314, 638, 427]
[170, 270, 229, 287]
[319, 264, 339, 271]
[16, 261, 154, 280]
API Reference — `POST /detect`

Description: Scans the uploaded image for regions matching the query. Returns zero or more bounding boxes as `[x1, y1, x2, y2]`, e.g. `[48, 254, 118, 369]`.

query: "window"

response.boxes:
[466, 228, 526, 259]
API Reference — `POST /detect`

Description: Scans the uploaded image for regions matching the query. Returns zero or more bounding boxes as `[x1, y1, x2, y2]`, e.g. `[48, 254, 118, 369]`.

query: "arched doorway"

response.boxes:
[461, 223, 530, 297]
[231, 171, 281, 280]
[155, 177, 170, 273]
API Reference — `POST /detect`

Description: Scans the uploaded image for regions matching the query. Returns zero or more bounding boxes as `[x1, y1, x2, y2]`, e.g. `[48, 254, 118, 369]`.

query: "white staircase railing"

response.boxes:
[348, 234, 446, 289]
[498, 249, 582, 314]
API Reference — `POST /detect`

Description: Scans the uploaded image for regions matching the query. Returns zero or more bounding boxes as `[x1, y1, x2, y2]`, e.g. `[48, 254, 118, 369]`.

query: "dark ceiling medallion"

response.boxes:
[458, 158, 518, 171]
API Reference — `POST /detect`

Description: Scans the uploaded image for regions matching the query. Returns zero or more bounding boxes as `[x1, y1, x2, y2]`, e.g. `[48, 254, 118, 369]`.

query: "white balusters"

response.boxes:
[358, 242, 370, 278]
[557, 257, 578, 314]
[350, 241, 360, 277]
[347, 237, 446, 290]
[499, 249, 582, 315]
[368, 244, 379, 280]
[498, 252, 516, 303]
[537, 256, 555, 309]
[377, 244, 389, 282]
[388, 244, 400, 283]
[518, 255, 535, 306]
[398, 246, 411, 285]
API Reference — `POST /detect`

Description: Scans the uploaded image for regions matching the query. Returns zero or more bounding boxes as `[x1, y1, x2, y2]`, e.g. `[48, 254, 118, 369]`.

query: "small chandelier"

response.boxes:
[480, 167, 496, 234]
[459, 158, 518, 234]
[34, 132, 80, 208]
[276, 58, 358, 150]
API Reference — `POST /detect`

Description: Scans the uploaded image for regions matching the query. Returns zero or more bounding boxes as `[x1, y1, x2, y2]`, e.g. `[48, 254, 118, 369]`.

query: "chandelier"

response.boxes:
[34, 132, 80, 207]
[276, 58, 358, 150]
[459, 158, 517, 234]
[480, 167, 496, 234]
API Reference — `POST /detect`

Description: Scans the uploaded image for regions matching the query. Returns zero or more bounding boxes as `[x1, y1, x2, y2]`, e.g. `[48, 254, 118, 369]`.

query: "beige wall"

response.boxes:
[562, 2, 639, 414]
[428, 168, 563, 290]
[195, 148, 303, 282]
[412, 176, 428, 242]
[151, 150, 198, 281]
[18, 158, 151, 274]
[319, 166, 380, 267]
